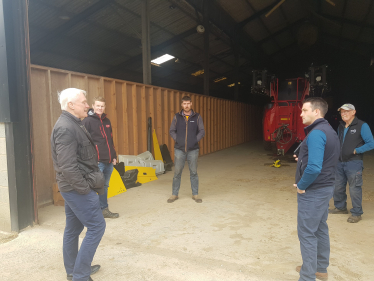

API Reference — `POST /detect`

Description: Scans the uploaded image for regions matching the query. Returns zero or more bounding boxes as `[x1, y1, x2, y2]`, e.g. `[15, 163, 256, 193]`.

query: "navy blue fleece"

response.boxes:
[339, 123, 374, 153]
[297, 130, 326, 190]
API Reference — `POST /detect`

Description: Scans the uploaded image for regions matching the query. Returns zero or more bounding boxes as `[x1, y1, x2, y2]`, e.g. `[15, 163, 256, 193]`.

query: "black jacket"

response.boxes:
[50, 111, 104, 195]
[338, 117, 365, 162]
[170, 110, 205, 152]
[295, 118, 340, 190]
[82, 109, 117, 163]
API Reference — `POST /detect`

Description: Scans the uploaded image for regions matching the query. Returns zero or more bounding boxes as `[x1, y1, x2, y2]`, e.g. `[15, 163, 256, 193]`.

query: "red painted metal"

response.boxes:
[263, 77, 310, 154]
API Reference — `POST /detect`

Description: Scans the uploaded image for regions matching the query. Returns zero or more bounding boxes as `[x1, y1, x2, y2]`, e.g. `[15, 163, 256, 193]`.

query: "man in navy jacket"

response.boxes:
[294, 97, 340, 281]
[82, 97, 119, 219]
[168, 95, 205, 203]
[329, 103, 374, 223]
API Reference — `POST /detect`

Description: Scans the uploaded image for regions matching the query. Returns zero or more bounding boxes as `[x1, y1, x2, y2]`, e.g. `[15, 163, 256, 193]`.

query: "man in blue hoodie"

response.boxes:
[329, 103, 374, 223]
[168, 96, 205, 203]
[294, 97, 340, 281]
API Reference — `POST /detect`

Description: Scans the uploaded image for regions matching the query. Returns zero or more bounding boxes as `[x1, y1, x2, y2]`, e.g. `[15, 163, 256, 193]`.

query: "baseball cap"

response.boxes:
[337, 103, 355, 111]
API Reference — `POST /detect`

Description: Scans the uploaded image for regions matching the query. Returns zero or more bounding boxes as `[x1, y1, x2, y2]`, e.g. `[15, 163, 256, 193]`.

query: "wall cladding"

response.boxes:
[30, 65, 262, 207]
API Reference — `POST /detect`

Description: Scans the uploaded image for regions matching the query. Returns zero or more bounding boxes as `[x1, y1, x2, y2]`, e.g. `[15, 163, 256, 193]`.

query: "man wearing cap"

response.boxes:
[330, 103, 374, 223]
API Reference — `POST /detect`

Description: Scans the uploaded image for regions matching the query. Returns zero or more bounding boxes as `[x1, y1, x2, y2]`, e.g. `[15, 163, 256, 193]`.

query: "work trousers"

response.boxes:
[172, 148, 199, 196]
[97, 162, 114, 210]
[333, 160, 364, 216]
[297, 186, 334, 281]
[61, 190, 106, 281]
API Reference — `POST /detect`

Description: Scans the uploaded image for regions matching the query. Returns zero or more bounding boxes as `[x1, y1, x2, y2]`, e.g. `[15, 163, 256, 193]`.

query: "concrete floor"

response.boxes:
[1, 142, 374, 281]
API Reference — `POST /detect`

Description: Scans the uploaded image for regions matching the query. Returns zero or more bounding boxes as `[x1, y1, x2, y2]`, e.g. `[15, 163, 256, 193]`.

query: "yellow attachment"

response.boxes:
[270, 160, 281, 168]
[125, 166, 158, 184]
[107, 168, 127, 198]
[152, 129, 164, 162]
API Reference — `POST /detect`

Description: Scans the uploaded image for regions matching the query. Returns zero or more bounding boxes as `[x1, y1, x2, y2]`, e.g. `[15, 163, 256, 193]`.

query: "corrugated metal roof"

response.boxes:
[250, 0, 276, 12]
[341, 23, 362, 41]
[62, 0, 102, 15]
[260, 9, 286, 34]
[244, 19, 270, 42]
[29, 0, 374, 90]
[359, 28, 374, 44]
[28, 1, 67, 31]
[275, 30, 295, 49]
[216, 0, 254, 23]
[345, 0, 373, 22]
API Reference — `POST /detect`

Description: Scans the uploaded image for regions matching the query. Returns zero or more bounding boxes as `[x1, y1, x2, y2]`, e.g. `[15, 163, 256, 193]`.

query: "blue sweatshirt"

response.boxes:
[297, 130, 326, 190]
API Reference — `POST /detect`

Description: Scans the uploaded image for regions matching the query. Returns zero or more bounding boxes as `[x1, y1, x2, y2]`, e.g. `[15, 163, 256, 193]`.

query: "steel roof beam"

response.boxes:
[238, 0, 285, 29]
[319, 13, 374, 30]
[257, 18, 305, 45]
[184, 0, 268, 68]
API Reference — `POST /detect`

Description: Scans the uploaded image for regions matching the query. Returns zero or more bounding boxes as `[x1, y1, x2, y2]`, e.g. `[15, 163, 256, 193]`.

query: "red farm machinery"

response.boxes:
[252, 65, 329, 155]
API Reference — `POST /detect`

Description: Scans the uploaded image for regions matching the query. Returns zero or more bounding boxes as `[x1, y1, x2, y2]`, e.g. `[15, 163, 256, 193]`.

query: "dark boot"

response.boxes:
[102, 208, 119, 218]
[328, 207, 348, 214]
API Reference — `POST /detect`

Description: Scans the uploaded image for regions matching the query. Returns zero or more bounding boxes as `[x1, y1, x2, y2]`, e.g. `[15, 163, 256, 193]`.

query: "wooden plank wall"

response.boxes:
[30, 65, 262, 207]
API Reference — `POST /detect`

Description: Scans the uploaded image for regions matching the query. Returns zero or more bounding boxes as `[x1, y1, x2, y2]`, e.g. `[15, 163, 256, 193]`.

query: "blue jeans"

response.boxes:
[297, 186, 334, 281]
[334, 160, 364, 216]
[61, 190, 106, 281]
[172, 148, 199, 196]
[98, 162, 113, 210]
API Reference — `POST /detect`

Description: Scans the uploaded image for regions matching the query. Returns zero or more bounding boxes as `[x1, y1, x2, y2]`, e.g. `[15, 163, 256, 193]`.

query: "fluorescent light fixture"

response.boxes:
[228, 82, 240, 87]
[191, 69, 204, 76]
[151, 54, 175, 65]
[214, 76, 227, 83]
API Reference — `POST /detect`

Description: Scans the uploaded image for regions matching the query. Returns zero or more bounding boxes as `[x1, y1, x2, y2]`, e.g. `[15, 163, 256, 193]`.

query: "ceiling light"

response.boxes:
[214, 77, 227, 83]
[228, 82, 240, 87]
[191, 69, 204, 76]
[151, 54, 175, 65]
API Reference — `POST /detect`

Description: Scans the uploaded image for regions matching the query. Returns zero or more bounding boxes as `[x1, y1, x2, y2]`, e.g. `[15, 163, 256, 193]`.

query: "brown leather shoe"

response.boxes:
[167, 195, 178, 203]
[192, 195, 202, 203]
[347, 215, 362, 223]
[296, 266, 328, 281]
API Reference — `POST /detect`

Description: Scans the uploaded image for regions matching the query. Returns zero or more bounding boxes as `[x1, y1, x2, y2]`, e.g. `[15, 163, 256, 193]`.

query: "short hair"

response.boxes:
[181, 95, 191, 102]
[58, 88, 86, 110]
[92, 96, 106, 104]
[303, 97, 328, 117]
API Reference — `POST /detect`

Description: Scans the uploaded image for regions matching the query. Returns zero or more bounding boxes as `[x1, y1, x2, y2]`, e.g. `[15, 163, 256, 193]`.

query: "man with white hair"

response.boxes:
[51, 88, 106, 281]
[330, 103, 374, 223]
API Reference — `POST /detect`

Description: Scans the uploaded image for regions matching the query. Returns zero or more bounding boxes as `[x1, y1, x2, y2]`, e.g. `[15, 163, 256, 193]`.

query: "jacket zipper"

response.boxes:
[185, 116, 188, 152]
[100, 119, 112, 163]
[340, 124, 349, 161]
[99, 126, 105, 138]
[96, 145, 100, 161]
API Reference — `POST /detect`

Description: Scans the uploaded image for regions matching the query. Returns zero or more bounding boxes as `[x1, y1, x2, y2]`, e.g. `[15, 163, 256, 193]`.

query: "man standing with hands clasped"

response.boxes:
[168, 95, 205, 203]
[329, 104, 374, 223]
[293, 97, 340, 281]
